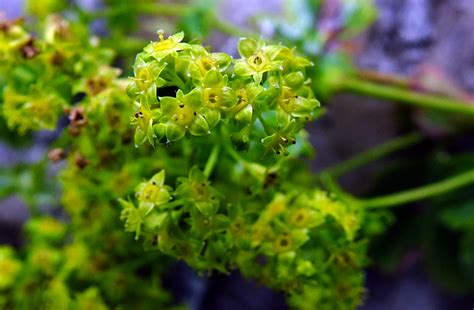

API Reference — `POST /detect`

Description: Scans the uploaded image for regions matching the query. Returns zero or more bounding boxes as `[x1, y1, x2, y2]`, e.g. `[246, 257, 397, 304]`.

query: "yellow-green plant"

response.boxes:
[1, 1, 474, 309]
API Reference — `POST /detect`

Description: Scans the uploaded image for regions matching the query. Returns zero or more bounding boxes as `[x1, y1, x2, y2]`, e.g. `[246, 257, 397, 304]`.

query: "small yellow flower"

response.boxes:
[0, 246, 22, 290]
[135, 170, 172, 209]
[274, 232, 293, 253]
[290, 208, 311, 228]
[144, 30, 189, 60]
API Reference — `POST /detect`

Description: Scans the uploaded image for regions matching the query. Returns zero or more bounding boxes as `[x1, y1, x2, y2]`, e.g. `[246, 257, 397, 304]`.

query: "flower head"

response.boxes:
[184, 46, 232, 80]
[234, 38, 284, 83]
[227, 80, 263, 124]
[127, 57, 167, 98]
[157, 89, 213, 141]
[135, 170, 173, 210]
[275, 86, 319, 119]
[131, 100, 161, 146]
[176, 166, 221, 216]
[144, 30, 190, 60]
[200, 71, 238, 112]
[120, 170, 173, 239]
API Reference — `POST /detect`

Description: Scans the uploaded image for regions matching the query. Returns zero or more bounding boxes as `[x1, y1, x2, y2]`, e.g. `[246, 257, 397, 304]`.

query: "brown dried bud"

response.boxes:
[74, 153, 90, 170]
[50, 51, 65, 66]
[20, 38, 39, 59]
[263, 171, 278, 189]
[69, 107, 87, 125]
[48, 148, 66, 163]
[68, 107, 87, 136]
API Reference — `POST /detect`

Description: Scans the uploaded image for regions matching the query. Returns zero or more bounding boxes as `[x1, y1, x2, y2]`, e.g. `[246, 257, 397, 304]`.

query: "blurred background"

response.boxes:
[1, 0, 473, 309]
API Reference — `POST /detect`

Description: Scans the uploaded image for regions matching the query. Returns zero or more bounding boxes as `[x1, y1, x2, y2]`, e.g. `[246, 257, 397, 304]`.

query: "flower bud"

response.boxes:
[166, 122, 186, 141]
[238, 38, 257, 58]
[284, 72, 305, 89]
[189, 114, 210, 136]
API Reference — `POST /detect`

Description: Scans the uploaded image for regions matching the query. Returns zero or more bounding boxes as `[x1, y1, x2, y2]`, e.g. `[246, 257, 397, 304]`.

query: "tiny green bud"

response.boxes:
[284, 72, 305, 89]
[166, 122, 186, 141]
[238, 38, 257, 58]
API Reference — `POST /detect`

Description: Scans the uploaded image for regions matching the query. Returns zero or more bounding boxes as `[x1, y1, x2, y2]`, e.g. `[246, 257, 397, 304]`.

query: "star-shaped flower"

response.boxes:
[157, 89, 211, 141]
[234, 38, 285, 83]
[144, 30, 190, 60]
[176, 166, 221, 216]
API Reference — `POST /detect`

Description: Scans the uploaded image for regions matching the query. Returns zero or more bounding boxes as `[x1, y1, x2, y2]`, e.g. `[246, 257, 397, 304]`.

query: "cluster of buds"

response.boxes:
[0, 17, 116, 134]
[120, 168, 363, 300]
[127, 31, 320, 155]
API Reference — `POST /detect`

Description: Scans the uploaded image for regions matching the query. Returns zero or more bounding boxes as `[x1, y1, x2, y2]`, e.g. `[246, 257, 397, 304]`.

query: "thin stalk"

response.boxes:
[85, 3, 190, 19]
[207, 14, 256, 38]
[258, 115, 273, 136]
[340, 77, 474, 117]
[357, 169, 474, 209]
[220, 126, 245, 163]
[204, 145, 221, 179]
[223, 141, 244, 163]
[356, 69, 411, 89]
[132, 3, 189, 16]
[321, 132, 424, 178]
[319, 172, 351, 202]
[160, 199, 185, 211]
[85, 3, 253, 38]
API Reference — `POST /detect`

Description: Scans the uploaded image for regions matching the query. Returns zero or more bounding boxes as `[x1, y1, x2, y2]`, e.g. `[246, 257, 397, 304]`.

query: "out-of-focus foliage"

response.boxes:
[0, 161, 57, 210]
[257, 0, 376, 99]
[369, 153, 474, 293]
[261, 0, 376, 53]
[0, 16, 177, 309]
[1, 0, 473, 309]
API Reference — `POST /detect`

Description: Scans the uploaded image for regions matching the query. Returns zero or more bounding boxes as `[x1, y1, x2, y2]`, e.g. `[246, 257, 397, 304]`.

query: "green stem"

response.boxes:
[220, 126, 246, 163]
[85, 3, 189, 19]
[340, 77, 474, 117]
[321, 132, 423, 178]
[356, 69, 411, 89]
[160, 199, 185, 211]
[223, 140, 243, 163]
[86, 3, 253, 38]
[258, 115, 273, 136]
[204, 145, 221, 179]
[207, 14, 256, 38]
[357, 169, 474, 209]
[101, 37, 148, 54]
[319, 172, 350, 201]
[133, 3, 189, 16]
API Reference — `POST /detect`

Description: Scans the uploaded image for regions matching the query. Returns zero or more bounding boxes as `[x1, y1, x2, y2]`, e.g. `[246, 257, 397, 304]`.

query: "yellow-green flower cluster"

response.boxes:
[0, 19, 177, 309]
[0, 246, 22, 291]
[0, 16, 115, 134]
[127, 31, 320, 155]
[121, 168, 365, 308]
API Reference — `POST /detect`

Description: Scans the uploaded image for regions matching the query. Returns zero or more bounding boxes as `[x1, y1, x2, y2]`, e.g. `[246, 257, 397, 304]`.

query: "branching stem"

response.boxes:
[340, 77, 474, 117]
[84, 3, 254, 38]
[204, 145, 221, 179]
[320, 132, 424, 178]
[357, 169, 474, 209]
[160, 199, 185, 211]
